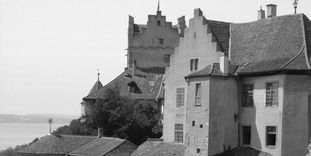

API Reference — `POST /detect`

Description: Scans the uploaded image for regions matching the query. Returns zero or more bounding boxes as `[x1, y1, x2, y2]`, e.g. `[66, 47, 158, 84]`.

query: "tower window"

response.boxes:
[157, 20, 161, 26]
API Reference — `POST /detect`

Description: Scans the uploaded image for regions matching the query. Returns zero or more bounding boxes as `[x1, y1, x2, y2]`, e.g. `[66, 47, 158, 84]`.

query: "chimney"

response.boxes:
[258, 6, 265, 20]
[219, 55, 229, 74]
[178, 16, 186, 37]
[132, 60, 136, 76]
[97, 128, 103, 138]
[194, 8, 203, 17]
[266, 4, 277, 18]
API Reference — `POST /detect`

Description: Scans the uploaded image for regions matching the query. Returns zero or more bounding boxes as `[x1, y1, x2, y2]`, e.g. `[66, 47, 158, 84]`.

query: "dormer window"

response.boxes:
[157, 20, 161, 26]
[128, 82, 142, 94]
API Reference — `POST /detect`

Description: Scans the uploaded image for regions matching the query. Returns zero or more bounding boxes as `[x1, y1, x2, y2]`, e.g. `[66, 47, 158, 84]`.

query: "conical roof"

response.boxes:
[87, 80, 103, 96]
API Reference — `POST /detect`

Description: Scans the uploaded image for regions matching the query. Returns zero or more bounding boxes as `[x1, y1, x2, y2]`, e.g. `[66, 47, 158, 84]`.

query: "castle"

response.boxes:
[82, 4, 311, 156]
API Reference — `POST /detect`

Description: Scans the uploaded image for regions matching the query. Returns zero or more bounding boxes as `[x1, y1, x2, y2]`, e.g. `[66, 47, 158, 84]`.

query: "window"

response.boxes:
[159, 38, 164, 45]
[266, 82, 279, 107]
[157, 20, 161, 26]
[200, 124, 203, 128]
[175, 124, 183, 143]
[192, 121, 195, 126]
[266, 126, 277, 147]
[242, 84, 254, 107]
[242, 126, 251, 145]
[164, 54, 170, 63]
[194, 32, 197, 38]
[196, 148, 201, 153]
[190, 59, 199, 72]
[195, 83, 201, 106]
[176, 88, 185, 107]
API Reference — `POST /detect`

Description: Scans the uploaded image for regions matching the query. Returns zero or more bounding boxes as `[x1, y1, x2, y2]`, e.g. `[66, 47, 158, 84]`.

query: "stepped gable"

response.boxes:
[18, 135, 97, 155]
[230, 14, 311, 75]
[83, 68, 163, 100]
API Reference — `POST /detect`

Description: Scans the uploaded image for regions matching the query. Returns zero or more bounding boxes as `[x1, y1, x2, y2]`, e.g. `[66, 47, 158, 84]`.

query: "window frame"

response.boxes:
[176, 87, 185, 107]
[174, 123, 183, 143]
[190, 58, 199, 72]
[195, 83, 201, 106]
[242, 84, 254, 107]
[266, 126, 277, 147]
[265, 82, 279, 107]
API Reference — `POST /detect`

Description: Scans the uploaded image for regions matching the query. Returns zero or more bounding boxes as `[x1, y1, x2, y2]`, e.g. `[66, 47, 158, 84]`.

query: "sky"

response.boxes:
[0, 0, 310, 116]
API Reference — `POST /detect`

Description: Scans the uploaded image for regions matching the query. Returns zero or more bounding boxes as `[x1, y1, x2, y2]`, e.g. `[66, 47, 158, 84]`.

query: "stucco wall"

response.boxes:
[186, 77, 210, 156]
[282, 75, 311, 156]
[208, 77, 239, 155]
[163, 9, 222, 143]
[240, 75, 285, 156]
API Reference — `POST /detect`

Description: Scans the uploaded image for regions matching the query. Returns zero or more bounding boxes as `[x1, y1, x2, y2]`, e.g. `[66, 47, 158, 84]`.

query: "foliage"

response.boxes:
[53, 87, 162, 145]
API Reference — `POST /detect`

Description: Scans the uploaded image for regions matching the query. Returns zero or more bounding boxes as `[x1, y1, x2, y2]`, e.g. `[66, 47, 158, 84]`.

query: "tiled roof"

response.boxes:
[186, 63, 238, 78]
[83, 68, 163, 100]
[230, 14, 311, 74]
[130, 140, 186, 156]
[204, 18, 230, 54]
[18, 135, 97, 155]
[87, 80, 103, 96]
[69, 137, 135, 156]
[216, 146, 272, 156]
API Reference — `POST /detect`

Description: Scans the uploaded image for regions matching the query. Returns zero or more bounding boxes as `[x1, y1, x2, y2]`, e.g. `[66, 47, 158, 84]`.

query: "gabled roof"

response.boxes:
[18, 135, 97, 155]
[83, 68, 163, 100]
[230, 14, 311, 75]
[69, 137, 135, 156]
[130, 140, 186, 156]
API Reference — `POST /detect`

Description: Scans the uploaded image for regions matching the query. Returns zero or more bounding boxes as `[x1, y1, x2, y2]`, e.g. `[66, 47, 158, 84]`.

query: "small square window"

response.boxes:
[192, 121, 195, 126]
[164, 54, 170, 63]
[159, 38, 164, 45]
[196, 148, 201, 153]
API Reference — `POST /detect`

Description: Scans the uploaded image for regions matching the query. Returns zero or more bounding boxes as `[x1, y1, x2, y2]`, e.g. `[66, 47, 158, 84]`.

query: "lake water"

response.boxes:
[0, 123, 66, 151]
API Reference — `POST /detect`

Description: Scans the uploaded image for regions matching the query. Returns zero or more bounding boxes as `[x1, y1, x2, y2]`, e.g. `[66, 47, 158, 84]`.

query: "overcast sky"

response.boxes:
[0, 0, 310, 116]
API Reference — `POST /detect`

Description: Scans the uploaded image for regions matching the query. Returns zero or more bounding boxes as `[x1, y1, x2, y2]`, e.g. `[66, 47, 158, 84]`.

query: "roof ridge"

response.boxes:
[280, 45, 305, 69]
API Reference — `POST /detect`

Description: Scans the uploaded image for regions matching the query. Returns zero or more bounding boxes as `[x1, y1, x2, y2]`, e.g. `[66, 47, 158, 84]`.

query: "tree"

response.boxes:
[53, 87, 162, 145]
